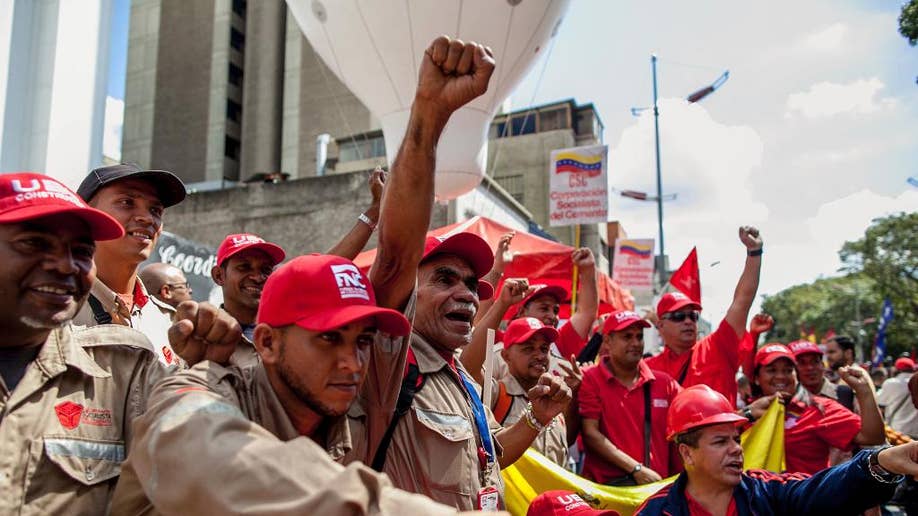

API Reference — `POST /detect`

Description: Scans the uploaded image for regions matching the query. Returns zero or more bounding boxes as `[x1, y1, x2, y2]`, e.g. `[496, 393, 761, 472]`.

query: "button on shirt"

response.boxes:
[0, 324, 165, 515]
[579, 358, 682, 483]
[645, 319, 741, 408]
[488, 374, 569, 467]
[74, 278, 178, 366]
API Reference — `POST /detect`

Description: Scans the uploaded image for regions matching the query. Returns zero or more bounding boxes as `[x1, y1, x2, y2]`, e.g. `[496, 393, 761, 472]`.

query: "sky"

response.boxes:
[511, 0, 918, 320]
[102, 0, 129, 160]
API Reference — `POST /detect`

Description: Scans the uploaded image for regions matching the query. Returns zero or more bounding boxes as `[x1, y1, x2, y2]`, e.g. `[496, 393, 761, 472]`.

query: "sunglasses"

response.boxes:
[663, 311, 699, 322]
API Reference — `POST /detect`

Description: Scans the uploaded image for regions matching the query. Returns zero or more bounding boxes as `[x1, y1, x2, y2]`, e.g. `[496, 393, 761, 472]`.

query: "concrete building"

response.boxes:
[0, 0, 114, 188]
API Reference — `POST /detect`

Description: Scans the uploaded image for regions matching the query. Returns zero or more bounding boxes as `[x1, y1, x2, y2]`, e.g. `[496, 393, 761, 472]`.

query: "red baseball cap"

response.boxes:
[788, 340, 822, 357]
[257, 254, 410, 336]
[602, 310, 652, 334]
[520, 284, 569, 308]
[217, 233, 286, 266]
[656, 292, 702, 318]
[895, 357, 915, 373]
[527, 491, 620, 516]
[421, 232, 494, 300]
[504, 317, 560, 348]
[0, 172, 124, 240]
[754, 343, 797, 369]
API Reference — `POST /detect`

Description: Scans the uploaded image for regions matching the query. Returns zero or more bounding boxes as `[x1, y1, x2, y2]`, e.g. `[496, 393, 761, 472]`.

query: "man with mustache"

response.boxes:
[73, 163, 187, 366]
[580, 310, 682, 486]
[358, 36, 570, 511]
[645, 227, 764, 408]
[0, 173, 239, 515]
[635, 384, 918, 515]
[211, 232, 285, 366]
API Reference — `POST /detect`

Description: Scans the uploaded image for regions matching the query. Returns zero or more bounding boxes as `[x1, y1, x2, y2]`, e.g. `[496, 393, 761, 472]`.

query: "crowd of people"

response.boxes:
[1, 36, 916, 515]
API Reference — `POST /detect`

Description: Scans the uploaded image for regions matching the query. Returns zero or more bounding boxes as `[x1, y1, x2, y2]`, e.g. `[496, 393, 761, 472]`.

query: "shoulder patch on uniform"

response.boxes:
[71, 324, 156, 353]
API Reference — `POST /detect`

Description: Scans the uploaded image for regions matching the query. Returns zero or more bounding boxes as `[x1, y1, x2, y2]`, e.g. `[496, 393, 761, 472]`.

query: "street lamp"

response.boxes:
[631, 56, 729, 290]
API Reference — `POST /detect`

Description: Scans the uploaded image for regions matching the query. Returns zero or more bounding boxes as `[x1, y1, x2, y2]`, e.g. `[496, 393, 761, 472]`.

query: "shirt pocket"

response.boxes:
[412, 406, 475, 495]
[42, 436, 124, 485]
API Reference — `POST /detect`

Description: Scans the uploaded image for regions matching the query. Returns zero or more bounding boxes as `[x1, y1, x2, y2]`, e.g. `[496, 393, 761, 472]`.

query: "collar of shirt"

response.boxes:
[90, 276, 151, 319]
[596, 356, 656, 390]
[410, 332, 458, 375]
[502, 373, 528, 397]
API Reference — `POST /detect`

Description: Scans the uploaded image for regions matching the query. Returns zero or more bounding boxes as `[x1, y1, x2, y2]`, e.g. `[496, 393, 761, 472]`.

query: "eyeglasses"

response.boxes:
[663, 311, 699, 323]
[167, 282, 190, 290]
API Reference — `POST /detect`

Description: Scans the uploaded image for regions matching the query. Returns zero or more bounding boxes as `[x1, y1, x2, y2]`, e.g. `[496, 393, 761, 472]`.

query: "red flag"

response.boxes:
[669, 247, 701, 303]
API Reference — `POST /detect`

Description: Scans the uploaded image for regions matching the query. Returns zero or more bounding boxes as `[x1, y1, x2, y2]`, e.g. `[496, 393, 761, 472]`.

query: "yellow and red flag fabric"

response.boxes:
[502, 399, 785, 516]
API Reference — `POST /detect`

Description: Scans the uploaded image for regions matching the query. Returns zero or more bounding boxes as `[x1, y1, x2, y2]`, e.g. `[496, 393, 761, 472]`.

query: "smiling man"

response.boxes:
[0, 172, 239, 515]
[635, 384, 918, 515]
[73, 163, 187, 365]
[211, 232, 285, 366]
[580, 310, 681, 486]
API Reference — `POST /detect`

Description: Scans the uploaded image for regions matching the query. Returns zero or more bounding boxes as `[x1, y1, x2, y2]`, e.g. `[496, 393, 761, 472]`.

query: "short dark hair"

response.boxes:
[827, 335, 855, 353]
[674, 427, 703, 447]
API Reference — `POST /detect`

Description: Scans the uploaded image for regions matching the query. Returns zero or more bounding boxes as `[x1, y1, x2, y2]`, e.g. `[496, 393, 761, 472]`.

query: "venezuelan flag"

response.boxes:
[554, 152, 603, 175]
[619, 242, 653, 258]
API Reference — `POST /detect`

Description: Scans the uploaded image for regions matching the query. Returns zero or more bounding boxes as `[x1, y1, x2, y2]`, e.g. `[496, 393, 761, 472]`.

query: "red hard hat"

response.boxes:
[666, 385, 746, 441]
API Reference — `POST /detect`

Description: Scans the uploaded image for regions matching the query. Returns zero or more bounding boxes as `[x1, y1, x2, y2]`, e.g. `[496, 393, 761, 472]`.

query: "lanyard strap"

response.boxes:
[459, 370, 496, 463]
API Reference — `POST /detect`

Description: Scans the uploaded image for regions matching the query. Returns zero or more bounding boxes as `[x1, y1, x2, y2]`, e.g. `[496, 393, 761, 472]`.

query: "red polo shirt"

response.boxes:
[555, 322, 587, 359]
[578, 358, 682, 483]
[645, 319, 741, 408]
[783, 397, 861, 474]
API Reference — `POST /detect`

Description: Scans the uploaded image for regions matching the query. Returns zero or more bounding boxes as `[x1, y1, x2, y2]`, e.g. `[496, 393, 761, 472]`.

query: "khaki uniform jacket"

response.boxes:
[74, 278, 178, 367]
[0, 324, 165, 515]
[489, 375, 569, 467]
[111, 360, 460, 515]
[360, 331, 504, 511]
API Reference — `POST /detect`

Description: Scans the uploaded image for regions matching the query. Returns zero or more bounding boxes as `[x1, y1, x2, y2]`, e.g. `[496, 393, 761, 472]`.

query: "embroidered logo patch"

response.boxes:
[81, 407, 113, 427]
[55, 401, 84, 430]
[330, 264, 369, 300]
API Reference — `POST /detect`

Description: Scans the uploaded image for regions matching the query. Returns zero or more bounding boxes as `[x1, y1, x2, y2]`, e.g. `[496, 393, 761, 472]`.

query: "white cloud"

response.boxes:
[103, 96, 123, 161]
[785, 78, 897, 118]
[798, 23, 848, 52]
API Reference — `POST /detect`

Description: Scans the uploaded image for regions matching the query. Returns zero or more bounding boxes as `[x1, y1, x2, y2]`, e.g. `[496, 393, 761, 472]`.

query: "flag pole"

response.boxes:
[571, 224, 581, 313]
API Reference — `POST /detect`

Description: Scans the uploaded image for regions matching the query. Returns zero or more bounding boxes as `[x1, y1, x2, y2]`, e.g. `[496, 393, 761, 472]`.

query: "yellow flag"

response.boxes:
[502, 400, 786, 516]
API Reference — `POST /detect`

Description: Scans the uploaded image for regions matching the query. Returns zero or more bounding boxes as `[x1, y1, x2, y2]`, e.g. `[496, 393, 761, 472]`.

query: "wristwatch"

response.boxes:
[630, 464, 643, 475]
[743, 407, 755, 423]
[867, 446, 905, 484]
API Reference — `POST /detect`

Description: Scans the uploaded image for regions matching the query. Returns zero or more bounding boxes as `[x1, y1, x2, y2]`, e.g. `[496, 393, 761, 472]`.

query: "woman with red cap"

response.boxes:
[635, 385, 918, 516]
[744, 343, 885, 474]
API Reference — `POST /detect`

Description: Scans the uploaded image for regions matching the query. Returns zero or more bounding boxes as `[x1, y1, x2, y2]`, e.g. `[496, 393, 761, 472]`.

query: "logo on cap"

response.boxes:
[525, 317, 542, 329]
[763, 344, 786, 354]
[555, 493, 590, 511]
[231, 234, 265, 247]
[615, 310, 640, 322]
[670, 292, 688, 300]
[10, 178, 83, 206]
[331, 264, 369, 300]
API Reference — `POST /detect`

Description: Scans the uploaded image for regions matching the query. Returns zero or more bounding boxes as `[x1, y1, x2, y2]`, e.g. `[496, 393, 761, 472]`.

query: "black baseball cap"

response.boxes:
[77, 163, 187, 207]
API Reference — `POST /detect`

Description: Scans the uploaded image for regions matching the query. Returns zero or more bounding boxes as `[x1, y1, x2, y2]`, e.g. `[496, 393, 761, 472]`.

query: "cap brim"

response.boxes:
[424, 232, 494, 278]
[606, 319, 652, 333]
[759, 354, 796, 367]
[522, 285, 570, 306]
[293, 304, 411, 337]
[508, 326, 560, 346]
[0, 205, 125, 241]
[221, 242, 286, 266]
[661, 298, 702, 316]
[90, 170, 186, 207]
[668, 413, 747, 441]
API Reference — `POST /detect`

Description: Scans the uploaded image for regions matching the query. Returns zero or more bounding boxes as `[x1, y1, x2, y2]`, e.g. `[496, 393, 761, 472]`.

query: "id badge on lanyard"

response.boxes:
[477, 485, 500, 511]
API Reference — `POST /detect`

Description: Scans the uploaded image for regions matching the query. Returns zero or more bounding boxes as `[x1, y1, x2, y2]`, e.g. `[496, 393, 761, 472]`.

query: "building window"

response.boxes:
[230, 27, 245, 52]
[224, 136, 241, 160]
[232, 0, 247, 17]
[510, 113, 536, 136]
[495, 174, 524, 204]
[228, 63, 243, 86]
[489, 120, 508, 139]
[226, 99, 242, 123]
[539, 107, 569, 131]
[338, 134, 386, 162]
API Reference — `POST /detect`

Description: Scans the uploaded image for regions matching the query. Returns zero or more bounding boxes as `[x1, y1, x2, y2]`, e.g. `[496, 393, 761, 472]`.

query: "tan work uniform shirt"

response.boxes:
[111, 360, 460, 515]
[74, 277, 178, 367]
[0, 324, 165, 515]
[489, 375, 569, 467]
[360, 331, 505, 511]
[229, 335, 259, 368]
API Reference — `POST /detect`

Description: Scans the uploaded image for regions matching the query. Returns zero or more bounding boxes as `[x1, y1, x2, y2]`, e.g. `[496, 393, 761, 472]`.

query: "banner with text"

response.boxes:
[612, 238, 655, 303]
[548, 144, 609, 227]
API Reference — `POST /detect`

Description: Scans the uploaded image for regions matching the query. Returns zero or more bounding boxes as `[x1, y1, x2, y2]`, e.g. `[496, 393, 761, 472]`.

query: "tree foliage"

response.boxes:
[761, 212, 917, 361]
[901, 0, 918, 46]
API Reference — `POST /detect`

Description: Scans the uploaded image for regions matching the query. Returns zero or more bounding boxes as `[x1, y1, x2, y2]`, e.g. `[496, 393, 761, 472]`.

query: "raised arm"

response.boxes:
[839, 366, 886, 446]
[460, 278, 533, 384]
[327, 168, 385, 260]
[475, 232, 515, 324]
[723, 226, 764, 338]
[567, 248, 598, 340]
[370, 37, 495, 310]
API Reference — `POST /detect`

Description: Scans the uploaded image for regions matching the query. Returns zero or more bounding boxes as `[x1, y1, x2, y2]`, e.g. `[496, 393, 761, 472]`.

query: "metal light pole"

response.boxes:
[651, 54, 666, 290]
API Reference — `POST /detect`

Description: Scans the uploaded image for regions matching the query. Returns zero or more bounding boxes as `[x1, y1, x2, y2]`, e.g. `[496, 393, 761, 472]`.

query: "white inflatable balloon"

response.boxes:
[287, 0, 570, 200]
